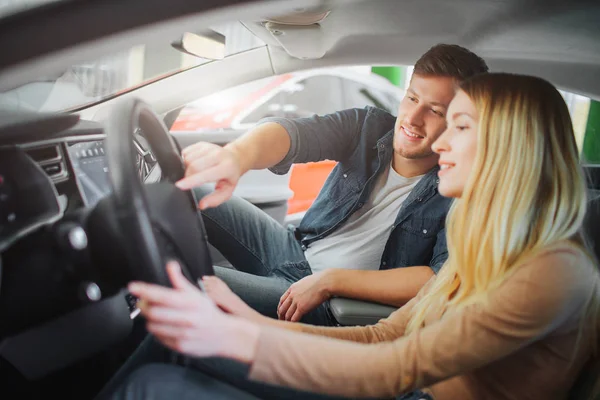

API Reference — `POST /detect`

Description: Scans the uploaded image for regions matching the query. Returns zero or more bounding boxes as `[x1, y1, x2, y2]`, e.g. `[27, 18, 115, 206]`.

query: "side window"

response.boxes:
[279, 75, 345, 118]
[561, 90, 599, 164]
[239, 75, 345, 124]
[581, 100, 600, 164]
[341, 78, 401, 114]
[239, 92, 286, 125]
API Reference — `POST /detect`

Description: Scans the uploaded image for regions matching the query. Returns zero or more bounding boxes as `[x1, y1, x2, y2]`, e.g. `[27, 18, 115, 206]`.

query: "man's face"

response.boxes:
[393, 74, 457, 160]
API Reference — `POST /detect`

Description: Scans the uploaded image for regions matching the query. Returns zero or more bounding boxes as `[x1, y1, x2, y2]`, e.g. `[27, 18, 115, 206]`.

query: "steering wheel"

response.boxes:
[93, 97, 213, 287]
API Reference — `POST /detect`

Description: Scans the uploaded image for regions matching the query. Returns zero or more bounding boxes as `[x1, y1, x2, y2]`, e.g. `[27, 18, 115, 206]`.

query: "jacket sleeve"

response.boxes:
[429, 227, 448, 274]
[262, 108, 368, 175]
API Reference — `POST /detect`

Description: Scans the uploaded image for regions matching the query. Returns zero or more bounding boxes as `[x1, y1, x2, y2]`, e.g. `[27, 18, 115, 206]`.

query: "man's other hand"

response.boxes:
[277, 272, 332, 322]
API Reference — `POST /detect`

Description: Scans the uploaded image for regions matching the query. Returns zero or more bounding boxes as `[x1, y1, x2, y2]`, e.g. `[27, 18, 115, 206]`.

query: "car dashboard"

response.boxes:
[0, 112, 161, 381]
[1, 124, 160, 251]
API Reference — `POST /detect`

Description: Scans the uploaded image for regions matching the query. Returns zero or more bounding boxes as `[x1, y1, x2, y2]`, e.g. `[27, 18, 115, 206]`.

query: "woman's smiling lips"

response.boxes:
[438, 161, 455, 176]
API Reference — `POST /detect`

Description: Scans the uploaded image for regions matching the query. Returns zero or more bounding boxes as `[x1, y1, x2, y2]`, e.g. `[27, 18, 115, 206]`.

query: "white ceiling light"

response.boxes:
[263, 6, 332, 59]
[264, 6, 331, 25]
[265, 21, 328, 59]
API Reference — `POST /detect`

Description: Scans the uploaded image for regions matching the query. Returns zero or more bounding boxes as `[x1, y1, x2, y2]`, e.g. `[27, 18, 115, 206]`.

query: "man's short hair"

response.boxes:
[413, 44, 489, 81]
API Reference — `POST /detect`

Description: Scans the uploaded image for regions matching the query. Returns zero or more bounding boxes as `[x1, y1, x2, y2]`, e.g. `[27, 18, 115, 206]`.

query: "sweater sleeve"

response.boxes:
[248, 249, 594, 399]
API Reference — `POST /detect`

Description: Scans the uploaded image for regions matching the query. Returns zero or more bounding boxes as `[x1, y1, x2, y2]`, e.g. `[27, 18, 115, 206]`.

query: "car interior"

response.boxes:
[0, 0, 599, 398]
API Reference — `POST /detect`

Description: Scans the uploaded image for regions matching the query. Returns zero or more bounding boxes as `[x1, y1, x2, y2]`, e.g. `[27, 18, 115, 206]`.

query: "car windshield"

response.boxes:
[172, 67, 405, 133]
[0, 0, 64, 19]
[0, 20, 265, 113]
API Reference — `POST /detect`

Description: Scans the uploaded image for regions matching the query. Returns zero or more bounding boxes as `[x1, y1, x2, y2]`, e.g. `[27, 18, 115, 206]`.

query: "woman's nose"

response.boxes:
[432, 129, 450, 154]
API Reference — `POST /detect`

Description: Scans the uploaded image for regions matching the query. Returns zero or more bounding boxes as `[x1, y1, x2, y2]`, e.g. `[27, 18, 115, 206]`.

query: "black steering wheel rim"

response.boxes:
[103, 97, 209, 285]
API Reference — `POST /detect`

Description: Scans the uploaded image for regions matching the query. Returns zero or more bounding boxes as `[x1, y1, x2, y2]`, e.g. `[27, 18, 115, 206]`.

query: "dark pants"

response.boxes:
[96, 336, 433, 400]
[196, 186, 336, 326]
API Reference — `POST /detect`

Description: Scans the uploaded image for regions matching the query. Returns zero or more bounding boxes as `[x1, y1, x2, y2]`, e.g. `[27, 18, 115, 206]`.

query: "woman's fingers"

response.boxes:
[203, 275, 231, 293]
[128, 282, 193, 308]
[166, 261, 200, 292]
[129, 262, 215, 312]
[147, 322, 195, 340]
[201, 275, 217, 289]
[140, 306, 198, 327]
[202, 275, 225, 284]
[202, 276, 226, 297]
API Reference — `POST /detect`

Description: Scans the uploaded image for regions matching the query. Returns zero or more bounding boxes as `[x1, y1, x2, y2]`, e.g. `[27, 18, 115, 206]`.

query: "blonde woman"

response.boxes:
[109, 73, 600, 400]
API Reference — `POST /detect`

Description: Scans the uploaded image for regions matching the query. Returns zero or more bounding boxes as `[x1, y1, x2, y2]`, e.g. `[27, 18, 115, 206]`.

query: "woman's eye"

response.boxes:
[456, 125, 468, 131]
[408, 96, 417, 103]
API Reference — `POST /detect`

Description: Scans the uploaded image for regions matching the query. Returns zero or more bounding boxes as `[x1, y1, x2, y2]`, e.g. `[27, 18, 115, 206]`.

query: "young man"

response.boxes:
[176, 44, 489, 326]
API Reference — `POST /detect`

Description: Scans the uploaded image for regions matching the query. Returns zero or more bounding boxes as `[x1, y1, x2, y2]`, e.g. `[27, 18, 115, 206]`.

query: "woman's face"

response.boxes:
[431, 90, 479, 198]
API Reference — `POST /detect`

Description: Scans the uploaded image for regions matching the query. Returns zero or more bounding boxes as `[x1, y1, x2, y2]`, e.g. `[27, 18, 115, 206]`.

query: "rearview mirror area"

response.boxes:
[171, 31, 226, 60]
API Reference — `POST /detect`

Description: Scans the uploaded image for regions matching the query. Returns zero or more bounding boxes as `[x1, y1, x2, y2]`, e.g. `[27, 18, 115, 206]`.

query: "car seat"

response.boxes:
[567, 166, 600, 400]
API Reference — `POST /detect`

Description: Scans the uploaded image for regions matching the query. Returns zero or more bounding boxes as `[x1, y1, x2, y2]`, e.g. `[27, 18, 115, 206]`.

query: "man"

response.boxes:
[176, 44, 489, 326]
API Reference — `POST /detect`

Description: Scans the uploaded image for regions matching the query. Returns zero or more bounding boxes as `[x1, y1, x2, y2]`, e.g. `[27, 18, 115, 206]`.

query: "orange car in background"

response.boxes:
[287, 160, 338, 214]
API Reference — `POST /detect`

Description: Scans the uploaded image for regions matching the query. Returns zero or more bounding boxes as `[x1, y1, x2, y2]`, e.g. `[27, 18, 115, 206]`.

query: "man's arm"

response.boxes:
[227, 107, 366, 174]
[324, 266, 434, 306]
[224, 122, 291, 173]
[321, 227, 447, 307]
[276, 266, 434, 322]
[256, 280, 432, 344]
[331, 225, 447, 307]
[176, 122, 291, 207]
[177, 109, 368, 208]
[278, 228, 448, 321]
[261, 108, 367, 174]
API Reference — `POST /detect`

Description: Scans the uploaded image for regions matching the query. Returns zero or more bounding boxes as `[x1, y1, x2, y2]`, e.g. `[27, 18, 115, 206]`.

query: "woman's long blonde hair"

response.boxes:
[406, 73, 597, 341]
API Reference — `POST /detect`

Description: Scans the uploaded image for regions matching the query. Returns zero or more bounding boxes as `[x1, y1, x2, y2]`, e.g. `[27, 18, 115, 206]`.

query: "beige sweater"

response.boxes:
[248, 245, 599, 399]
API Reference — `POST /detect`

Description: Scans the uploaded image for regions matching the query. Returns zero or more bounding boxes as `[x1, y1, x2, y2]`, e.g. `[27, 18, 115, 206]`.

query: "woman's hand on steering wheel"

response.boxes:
[128, 261, 259, 363]
[201, 275, 264, 322]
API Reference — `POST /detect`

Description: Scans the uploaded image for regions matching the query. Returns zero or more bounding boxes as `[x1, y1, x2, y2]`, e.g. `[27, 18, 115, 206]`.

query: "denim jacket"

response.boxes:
[263, 106, 452, 273]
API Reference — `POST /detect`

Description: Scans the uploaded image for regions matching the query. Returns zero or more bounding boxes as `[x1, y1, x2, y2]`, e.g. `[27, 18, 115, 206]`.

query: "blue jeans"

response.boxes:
[196, 186, 336, 326]
[97, 337, 433, 400]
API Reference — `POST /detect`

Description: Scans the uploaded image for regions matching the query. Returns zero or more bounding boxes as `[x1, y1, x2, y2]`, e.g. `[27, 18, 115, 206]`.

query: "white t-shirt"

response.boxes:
[305, 164, 422, 272]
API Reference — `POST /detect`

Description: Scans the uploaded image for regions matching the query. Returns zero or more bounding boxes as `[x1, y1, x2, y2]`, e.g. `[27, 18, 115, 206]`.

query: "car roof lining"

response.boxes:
[2, 0, 599, 117]
[246, 0, 600, 65]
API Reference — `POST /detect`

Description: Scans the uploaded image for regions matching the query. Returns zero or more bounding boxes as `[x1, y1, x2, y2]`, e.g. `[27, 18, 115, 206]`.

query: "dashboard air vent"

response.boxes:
[24, 144, 69, 183]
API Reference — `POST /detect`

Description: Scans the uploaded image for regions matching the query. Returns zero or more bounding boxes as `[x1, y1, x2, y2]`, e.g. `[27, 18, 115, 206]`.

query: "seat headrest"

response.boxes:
[583, 189, 600, 260]
[583, 166, 600, 260]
